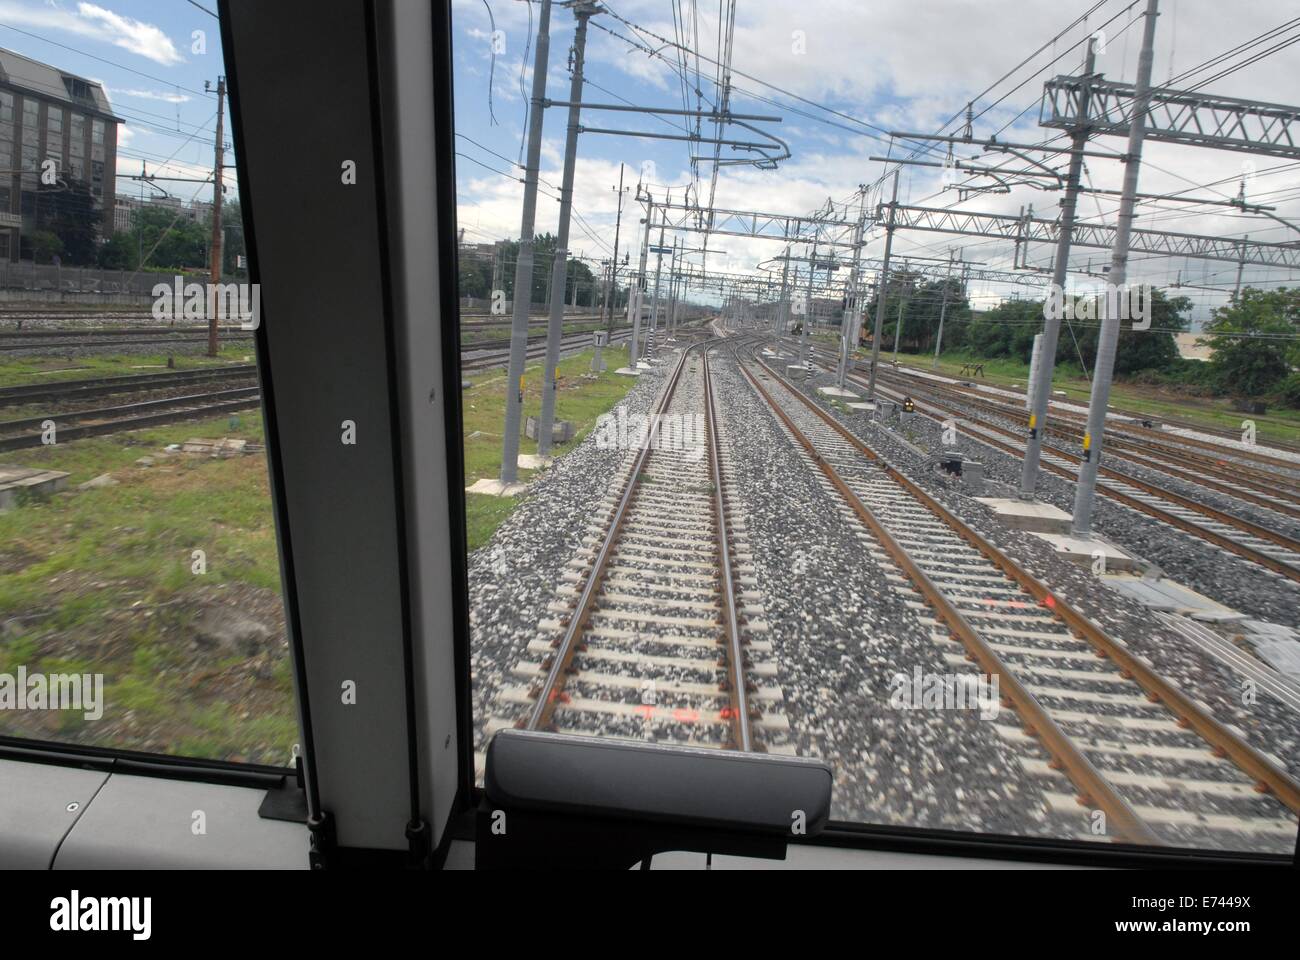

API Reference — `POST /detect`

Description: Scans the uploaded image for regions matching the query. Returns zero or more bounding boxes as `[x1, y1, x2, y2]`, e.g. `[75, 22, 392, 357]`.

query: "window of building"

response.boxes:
[21, 99, 38, 149]
[69, 113, 85, 158]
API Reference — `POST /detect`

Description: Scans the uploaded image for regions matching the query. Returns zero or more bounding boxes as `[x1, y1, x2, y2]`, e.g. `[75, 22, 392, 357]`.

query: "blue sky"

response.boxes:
[450, 0, 1300, 321]
[0, 1, 1292, 321]
[0, 0, 229, 209]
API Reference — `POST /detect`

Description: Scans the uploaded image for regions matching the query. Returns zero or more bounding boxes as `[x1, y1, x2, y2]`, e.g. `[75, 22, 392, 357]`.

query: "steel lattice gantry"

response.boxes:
[882, 203, 1300, 268]
[649, 200, 860, 247]
[1040, 75, 1300, 160]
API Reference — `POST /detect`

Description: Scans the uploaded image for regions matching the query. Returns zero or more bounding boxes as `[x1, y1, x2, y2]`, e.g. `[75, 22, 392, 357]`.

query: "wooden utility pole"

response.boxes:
[207, 76, 226, 357]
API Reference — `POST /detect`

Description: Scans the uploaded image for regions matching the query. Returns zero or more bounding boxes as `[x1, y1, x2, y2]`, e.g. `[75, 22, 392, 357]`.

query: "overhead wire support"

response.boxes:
[1072, 0, 1161, 538]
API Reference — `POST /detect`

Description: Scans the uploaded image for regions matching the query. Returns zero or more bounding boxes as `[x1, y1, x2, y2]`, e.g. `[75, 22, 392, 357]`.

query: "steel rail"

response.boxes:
[0, 366, 259, 406]
[0, 387, 260, 434]
[764, 345, 1300, 816]
[735, 343, 1161, 845]
[876, 372, 1300, 549]
[703, 347, 752, 751]
[525, 341, 709, 731]
[919, 374, 1300, 497]
[0, 394, 262, 452]
[864, 372, 1300, 583]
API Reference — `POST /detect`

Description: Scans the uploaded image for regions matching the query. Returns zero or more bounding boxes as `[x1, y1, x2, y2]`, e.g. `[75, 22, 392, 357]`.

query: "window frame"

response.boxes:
[0, 0, 1293, 871]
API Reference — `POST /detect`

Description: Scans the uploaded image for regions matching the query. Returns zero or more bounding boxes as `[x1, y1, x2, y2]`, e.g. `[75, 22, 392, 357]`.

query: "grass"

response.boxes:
[461, 344, 636, 550]
[0, 345, 254, 390]
[0, 340, 637, 759]
[872, 347, 1300, 447]
[0, 409, 296, 763]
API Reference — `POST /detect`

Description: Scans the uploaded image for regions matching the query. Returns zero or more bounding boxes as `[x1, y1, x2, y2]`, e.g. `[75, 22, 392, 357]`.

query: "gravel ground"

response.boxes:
[465, 333, 1298, 849]
[880, 371, 1300, 545]
[710, 345, 1082, 838]
[871, 370, 1300, 629]
[786, 356, 1300, 782]
[467, 356, 669, 753]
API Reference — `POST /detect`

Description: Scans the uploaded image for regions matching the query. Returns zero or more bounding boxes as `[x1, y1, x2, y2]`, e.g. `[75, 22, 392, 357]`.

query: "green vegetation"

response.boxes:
[861, 281, 1300, 418]
[462, 345, 635, 549]
[0, 346, 253, 391]
[879, 347, 1300, 446]
[0, 412, 295, 763]
[458, 232, 621, 311]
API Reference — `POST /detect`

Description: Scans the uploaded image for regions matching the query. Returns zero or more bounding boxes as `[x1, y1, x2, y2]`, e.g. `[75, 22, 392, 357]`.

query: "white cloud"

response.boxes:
[115, 87, 190, 104]
[0, 2, 182, 66]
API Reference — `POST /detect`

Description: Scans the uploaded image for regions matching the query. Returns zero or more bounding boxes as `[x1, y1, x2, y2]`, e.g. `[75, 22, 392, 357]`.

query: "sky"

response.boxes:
[450, 0, 1300, 323]
[0, 1, 1293, 323]
[0, 0, 229, 209]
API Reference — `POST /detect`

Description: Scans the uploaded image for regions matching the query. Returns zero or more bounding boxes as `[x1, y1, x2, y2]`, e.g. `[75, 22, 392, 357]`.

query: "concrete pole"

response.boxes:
[628, 204, 651, 365]
[1020, 40, 1097, 499]
[800, 238, 817, 363]
[667, 237, 679, 337]
[500, 0, 552, 485]
[537, 3, 594, 459]
[1233, 237, 1248, 301]
[932, 252, 956, 370]
[867, 170, 900, 398]
[776, 244, 790, 336]
[649, 210, 667, 353]
[894, 291, 904, 361]
[601, 163, 625, 331]
[1072, 0, 1159, 536]
[837, 207, 866, 387]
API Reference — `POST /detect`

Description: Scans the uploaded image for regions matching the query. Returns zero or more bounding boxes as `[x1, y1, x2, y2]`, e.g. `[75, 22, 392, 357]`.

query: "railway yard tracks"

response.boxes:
[852, 361, 1300, 585]
[489, 337, 792, 755]
[733, 338, 1300, 850]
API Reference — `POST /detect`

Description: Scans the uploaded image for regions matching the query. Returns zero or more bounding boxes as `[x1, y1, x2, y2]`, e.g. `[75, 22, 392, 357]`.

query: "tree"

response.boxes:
[1066, 288, 1189, 375]
[37, 179, 100, 265]
[29, 229, 63, 264]
[128, 204, 208, 271]
[1204, 286, 1299, 398]
[216, 198, 247, 276]
[97, 231, 135, 270]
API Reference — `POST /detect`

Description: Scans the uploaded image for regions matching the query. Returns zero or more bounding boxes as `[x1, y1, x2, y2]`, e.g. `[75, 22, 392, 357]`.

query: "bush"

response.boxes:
[1275, 372, 1300, 409]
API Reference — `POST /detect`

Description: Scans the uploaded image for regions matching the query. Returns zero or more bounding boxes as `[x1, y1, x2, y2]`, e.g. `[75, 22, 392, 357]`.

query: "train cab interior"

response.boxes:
[0, 0, 1296, 899]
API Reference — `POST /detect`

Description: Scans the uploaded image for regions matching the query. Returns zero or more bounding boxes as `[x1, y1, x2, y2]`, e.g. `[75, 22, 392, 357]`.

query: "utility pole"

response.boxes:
[932, 252, 959, 369]
[800, 236, 817, 362]
[1072, 0, 1159, 536]
[649, 201, 667, 353]
[867, 169, 900, 397]
[500, 0, 553, 486]
[1020, 38, 1098, 499]
[628, 200, 652, 366]
[776, 243, 790, 336]
[206, 76, 225, 358]
[837, 190, 867, 387]
[892, 258, 910, 363]
[600, 163, 626, 331]
[538, 1, 595, 459]
[1233, 236, 1248, 301]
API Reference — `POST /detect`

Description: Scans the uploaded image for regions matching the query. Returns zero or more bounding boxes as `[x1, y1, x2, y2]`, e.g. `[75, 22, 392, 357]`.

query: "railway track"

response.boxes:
[852, 363, 1300, 585]
[0, 387, 263, 452]
[0, 365, 260, 406]
[490, 337, 791, 754]
[736, 338, 1300, 851]
[884, 367, 1300, 513]
[0, 328, 256, 353]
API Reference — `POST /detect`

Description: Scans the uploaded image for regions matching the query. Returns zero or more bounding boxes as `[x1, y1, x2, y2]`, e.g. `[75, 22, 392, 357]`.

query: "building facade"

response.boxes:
[0, 47, 121, 262]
